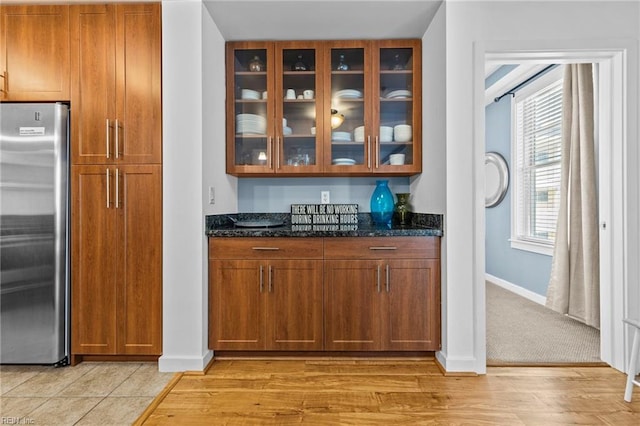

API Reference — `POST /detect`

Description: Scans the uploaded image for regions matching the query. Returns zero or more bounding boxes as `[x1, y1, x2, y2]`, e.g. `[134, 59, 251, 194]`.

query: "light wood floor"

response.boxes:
[137, 358, 640, 425]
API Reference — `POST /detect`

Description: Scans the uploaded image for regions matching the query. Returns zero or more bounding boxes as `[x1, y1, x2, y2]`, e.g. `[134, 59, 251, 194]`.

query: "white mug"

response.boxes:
[262, 91, 268, 99]
[285, 88, 296, 99]
[303, 89, 314, 99]
[389, 154, 405, 165]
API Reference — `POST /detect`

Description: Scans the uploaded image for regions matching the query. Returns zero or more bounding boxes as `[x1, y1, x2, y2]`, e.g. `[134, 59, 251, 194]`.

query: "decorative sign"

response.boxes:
[291, 204, 358, 231]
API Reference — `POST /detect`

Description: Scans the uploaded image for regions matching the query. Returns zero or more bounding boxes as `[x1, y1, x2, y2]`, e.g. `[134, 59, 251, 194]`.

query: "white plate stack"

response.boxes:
[240, 88, 261, 100]
[379, 126, 393, 142]
[236, 113, 267, 134]
[394, 124, 412, 142]
[332, 131, 352, 142]
[385, 89, 412, 99]
[332, 158, 356, 165]
[353, 126, 365, 142]
[335, 89, 363, 99]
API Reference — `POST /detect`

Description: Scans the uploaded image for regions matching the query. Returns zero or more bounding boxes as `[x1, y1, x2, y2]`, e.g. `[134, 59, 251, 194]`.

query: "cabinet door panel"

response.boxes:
[210, 260, 266, 350]
[267, 260, 323, 350]
[383, 259, 440, 351]
[226, 42, 275, 175]
[275, 42, 324, 174]
[372, 40, 422, 174]
[0, 5, 70, 101]
[324, 260, 382, 351]
[70, 4, 116, 164]
[323, 41, 373, 174]
[115, 4, 162, 164]
[116, 165, 162, 354]
[71, 166, 117, 354]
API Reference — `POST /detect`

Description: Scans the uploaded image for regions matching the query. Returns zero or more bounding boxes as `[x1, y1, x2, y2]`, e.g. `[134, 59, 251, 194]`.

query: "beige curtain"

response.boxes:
[546, 64, 600, 328]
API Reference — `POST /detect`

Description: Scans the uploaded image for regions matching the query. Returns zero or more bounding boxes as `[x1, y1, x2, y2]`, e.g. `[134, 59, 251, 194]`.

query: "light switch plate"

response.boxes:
[209, 186, 215, 205]
[321, 191, 330, 204]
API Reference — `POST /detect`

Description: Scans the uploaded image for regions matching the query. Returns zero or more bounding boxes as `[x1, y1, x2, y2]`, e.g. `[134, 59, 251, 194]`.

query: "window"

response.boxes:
[511, 67, 563, 256]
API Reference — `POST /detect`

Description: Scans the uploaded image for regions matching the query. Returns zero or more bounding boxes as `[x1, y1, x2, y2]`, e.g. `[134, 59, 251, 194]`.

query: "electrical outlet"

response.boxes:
[321, 191, 330, 204]
[209, 186, 215, 205]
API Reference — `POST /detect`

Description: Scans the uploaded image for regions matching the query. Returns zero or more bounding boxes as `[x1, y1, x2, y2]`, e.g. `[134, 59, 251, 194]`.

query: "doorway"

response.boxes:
[477, 45, 631, 371]
[484, 62, 601, 364]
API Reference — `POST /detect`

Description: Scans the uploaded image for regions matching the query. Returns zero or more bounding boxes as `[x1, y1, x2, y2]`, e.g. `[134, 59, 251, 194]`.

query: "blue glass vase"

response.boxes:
[370, 180, 394, 225]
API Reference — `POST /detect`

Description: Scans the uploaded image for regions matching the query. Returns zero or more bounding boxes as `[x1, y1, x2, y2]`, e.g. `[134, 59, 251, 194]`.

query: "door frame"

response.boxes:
[475, 39, 638, 372]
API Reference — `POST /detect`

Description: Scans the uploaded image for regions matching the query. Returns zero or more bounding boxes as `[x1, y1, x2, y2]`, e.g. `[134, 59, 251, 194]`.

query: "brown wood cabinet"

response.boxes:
[208, 235, 441, 354]
[323, 237, 440, 351]
[69, 2, 162, 358]
[71, 164, 162, 355]
[0, 5, 70, 101]
[209, 238, 324, 350]
[225, 39, 421, 177]
[226, 41, 324, 176]
[70, 3, 161, 165]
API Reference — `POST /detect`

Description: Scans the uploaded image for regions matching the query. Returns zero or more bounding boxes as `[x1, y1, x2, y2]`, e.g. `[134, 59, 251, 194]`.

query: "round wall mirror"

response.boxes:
[485, 152, 509, 208]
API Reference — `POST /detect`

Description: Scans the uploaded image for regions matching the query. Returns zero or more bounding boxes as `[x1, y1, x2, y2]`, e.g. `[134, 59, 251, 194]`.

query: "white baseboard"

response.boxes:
[158, 350, 214, 372]
[485, 273, 547, 306]
[436, 351, 480, 374]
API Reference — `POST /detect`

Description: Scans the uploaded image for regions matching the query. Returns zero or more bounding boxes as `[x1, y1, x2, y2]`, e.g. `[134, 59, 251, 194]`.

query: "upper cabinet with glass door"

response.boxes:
[226, 42, 274, 175]
[323, 41, 372, 174]
[373, 40, 421, 174]
[323, 39, 421, 175]
[226, 41, 323, 176]
[275, 42, 323, 175]
[226, 39, 421, 177]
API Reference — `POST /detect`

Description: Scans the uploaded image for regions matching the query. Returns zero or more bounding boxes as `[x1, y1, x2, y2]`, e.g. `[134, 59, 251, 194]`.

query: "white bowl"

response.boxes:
[394, 124, 412, 133]
[389, 153, 405, 165]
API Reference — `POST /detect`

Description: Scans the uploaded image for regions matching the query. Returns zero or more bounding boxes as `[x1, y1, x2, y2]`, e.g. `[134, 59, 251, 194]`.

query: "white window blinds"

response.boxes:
[513, 72, 563, 250]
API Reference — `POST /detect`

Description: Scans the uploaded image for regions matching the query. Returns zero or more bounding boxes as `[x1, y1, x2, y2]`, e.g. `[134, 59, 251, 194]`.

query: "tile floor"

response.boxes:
[0, 362, 175, 425]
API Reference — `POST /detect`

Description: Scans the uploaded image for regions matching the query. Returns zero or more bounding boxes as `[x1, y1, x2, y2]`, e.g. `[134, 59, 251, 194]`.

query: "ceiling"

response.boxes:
[203, 0, 443, 41]
[1, 0, 442, 40]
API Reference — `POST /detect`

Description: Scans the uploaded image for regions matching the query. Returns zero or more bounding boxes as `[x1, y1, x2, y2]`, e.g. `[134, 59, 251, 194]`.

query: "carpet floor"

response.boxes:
[486, 281, 602, 365]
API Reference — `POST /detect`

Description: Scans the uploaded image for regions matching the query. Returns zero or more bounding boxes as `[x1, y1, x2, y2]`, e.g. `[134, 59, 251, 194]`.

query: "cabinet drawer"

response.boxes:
[209, 237, 323, 260]
[324, 237, 439, 260]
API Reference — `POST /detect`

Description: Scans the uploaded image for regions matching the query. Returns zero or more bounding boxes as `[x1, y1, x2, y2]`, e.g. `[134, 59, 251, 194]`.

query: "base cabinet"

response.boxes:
[209, 239, 324, 351]
[324, 258, 440, 351]
[71, 165, 162, 355]
[209, 235, 441, 353]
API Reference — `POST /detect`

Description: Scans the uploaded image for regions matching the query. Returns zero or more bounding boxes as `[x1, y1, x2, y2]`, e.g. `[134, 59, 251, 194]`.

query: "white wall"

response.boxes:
[413, 1, 449, 367]
[202, 6, 237, 217]
[443, 0, 640, 373]
[160, 1, 212, 372]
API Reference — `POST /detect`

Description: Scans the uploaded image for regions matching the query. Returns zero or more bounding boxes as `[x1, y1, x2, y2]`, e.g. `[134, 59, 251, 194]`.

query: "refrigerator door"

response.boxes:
[0, 103, 69, 365]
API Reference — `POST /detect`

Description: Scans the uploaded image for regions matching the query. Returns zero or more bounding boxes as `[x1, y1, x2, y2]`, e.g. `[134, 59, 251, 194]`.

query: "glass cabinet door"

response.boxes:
[324, 42, 372, 173]
[374, 40, 422, 173]
[226, 43, 275, 174]
[275, 42, 322, 174]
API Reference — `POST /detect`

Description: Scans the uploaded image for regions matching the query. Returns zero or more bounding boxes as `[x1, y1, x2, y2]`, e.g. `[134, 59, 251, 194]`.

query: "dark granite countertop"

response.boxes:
[206, 212, 443, 238]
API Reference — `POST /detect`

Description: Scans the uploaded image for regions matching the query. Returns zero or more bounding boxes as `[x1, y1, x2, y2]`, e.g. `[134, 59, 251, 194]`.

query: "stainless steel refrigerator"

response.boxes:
[0, 102, 69, 366]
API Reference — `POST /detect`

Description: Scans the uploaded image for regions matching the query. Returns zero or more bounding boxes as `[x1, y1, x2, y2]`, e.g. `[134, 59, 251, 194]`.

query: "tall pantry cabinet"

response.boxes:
[70, 3, 162, 358]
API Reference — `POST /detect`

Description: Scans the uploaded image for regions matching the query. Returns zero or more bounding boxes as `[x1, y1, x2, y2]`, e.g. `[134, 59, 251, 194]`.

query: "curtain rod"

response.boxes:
[493, 64, 557, 103]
